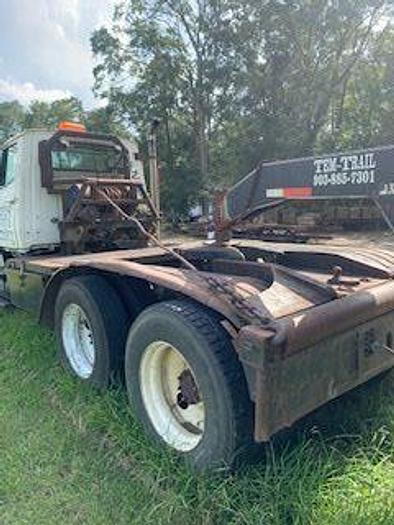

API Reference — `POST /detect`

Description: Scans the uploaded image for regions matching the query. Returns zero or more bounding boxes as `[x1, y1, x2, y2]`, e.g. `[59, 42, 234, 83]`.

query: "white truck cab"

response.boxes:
[0, 126, 144, 254]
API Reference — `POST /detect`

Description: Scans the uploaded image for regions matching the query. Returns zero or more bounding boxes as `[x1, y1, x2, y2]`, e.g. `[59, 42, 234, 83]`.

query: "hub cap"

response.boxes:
[62, 303, 95, 379]
[139, 341, 205, 452]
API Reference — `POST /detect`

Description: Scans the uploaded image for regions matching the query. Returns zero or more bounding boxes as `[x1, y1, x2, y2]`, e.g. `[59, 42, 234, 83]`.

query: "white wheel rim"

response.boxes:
[139, 341, 205, 452]
[62, 303, 95, 379]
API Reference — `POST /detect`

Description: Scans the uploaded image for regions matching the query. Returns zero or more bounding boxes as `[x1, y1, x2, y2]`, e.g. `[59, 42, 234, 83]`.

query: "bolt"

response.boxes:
[177, 392, 189, 410]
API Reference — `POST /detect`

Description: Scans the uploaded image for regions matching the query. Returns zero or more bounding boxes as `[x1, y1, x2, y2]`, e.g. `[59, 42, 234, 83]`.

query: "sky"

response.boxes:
[0, 0, 117, 109]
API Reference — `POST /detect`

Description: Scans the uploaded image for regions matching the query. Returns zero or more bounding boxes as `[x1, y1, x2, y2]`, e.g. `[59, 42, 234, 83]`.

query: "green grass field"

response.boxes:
[0, 309, 393, 525]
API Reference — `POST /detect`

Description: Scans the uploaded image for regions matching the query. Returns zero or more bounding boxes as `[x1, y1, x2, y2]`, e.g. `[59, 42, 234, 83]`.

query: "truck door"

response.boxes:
[0, 143, 18, 249]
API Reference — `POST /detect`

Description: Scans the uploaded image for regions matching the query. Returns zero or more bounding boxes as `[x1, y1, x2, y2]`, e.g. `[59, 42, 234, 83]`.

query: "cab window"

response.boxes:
[0, 144, 18, 186]
[51, 146, 125, 174]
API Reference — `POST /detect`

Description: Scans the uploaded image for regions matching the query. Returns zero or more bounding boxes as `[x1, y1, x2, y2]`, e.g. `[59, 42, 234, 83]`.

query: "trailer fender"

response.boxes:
[38, 261, 244, 334]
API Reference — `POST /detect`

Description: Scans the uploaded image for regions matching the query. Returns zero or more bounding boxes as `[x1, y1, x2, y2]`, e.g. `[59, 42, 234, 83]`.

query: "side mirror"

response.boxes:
[0, 150, 5, 186]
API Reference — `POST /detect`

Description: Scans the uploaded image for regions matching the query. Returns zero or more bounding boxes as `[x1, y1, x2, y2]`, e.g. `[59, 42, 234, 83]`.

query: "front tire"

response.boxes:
[125, 299, 254, 471]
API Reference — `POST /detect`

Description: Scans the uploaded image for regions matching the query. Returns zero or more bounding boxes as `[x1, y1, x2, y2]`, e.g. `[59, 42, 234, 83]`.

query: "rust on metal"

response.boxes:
[12, 234, 394, 444]
[177, 369, 201, 409]
[24, 238, 394, 338]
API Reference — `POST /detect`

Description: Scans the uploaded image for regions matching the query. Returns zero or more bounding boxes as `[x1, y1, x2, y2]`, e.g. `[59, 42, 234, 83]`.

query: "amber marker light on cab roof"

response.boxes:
[57, 121, 87, 132]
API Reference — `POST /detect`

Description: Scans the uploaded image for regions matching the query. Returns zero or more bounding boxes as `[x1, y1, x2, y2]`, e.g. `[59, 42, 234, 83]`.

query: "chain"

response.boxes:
[205, 275, 273, 328]
[207, 275, 286, 344]
[97, 188, 278, 334]
[97, 188, 197, 271]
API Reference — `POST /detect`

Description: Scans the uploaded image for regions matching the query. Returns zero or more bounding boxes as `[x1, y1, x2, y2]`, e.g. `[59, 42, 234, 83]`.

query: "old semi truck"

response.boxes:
[1, 123, 394, 471]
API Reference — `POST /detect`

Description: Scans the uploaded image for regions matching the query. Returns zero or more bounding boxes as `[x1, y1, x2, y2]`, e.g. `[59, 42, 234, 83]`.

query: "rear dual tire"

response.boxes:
[55, 277, 254, 471]
[55, 275, 128, 388]
[125, 300, 254, 471]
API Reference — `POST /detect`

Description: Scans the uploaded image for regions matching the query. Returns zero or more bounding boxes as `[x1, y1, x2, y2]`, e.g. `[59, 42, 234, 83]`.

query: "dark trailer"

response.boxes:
[218, 144, 394, 237]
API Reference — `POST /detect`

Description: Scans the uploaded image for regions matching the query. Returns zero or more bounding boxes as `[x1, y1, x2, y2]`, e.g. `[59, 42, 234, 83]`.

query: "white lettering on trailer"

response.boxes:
[379, 183, 394, 196]
[313, 151, 377, 187]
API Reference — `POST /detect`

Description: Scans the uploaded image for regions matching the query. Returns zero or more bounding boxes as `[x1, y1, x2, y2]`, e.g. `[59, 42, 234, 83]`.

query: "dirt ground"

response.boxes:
[163, 226, 394, 250]
[311, 230, 394, 250]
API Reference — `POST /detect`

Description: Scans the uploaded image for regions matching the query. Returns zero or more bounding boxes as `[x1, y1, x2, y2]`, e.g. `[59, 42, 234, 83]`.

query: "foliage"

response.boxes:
[0, 97, 128, 143]
[318, 25, 394, 152]
[23, 97, 84, 129]
[0, 100, 25, 142]
[91, 0, 393, 217]
[84, 105, 131, 138]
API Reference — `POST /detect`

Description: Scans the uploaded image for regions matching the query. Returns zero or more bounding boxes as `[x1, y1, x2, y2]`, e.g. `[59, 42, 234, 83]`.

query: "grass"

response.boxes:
[0, 309, 393, 525]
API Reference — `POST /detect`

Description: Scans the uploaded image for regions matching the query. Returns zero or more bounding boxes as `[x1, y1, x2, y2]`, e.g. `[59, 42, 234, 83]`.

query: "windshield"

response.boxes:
[51, 146, 125, 174]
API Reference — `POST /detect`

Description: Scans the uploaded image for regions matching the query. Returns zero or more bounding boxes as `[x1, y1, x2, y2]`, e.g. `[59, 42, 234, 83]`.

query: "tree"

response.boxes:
[92, 0, 391, 217]
[317, 24, 394, 151]
[0, 101, 25, 142]
[0, 97, 130, 142]
[24, 97, 84, 129]
[0, 97, 87, 143]
[83, 106, 129, 137]
[91, 0, 246, 215]
[231, 1, 388, 158]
